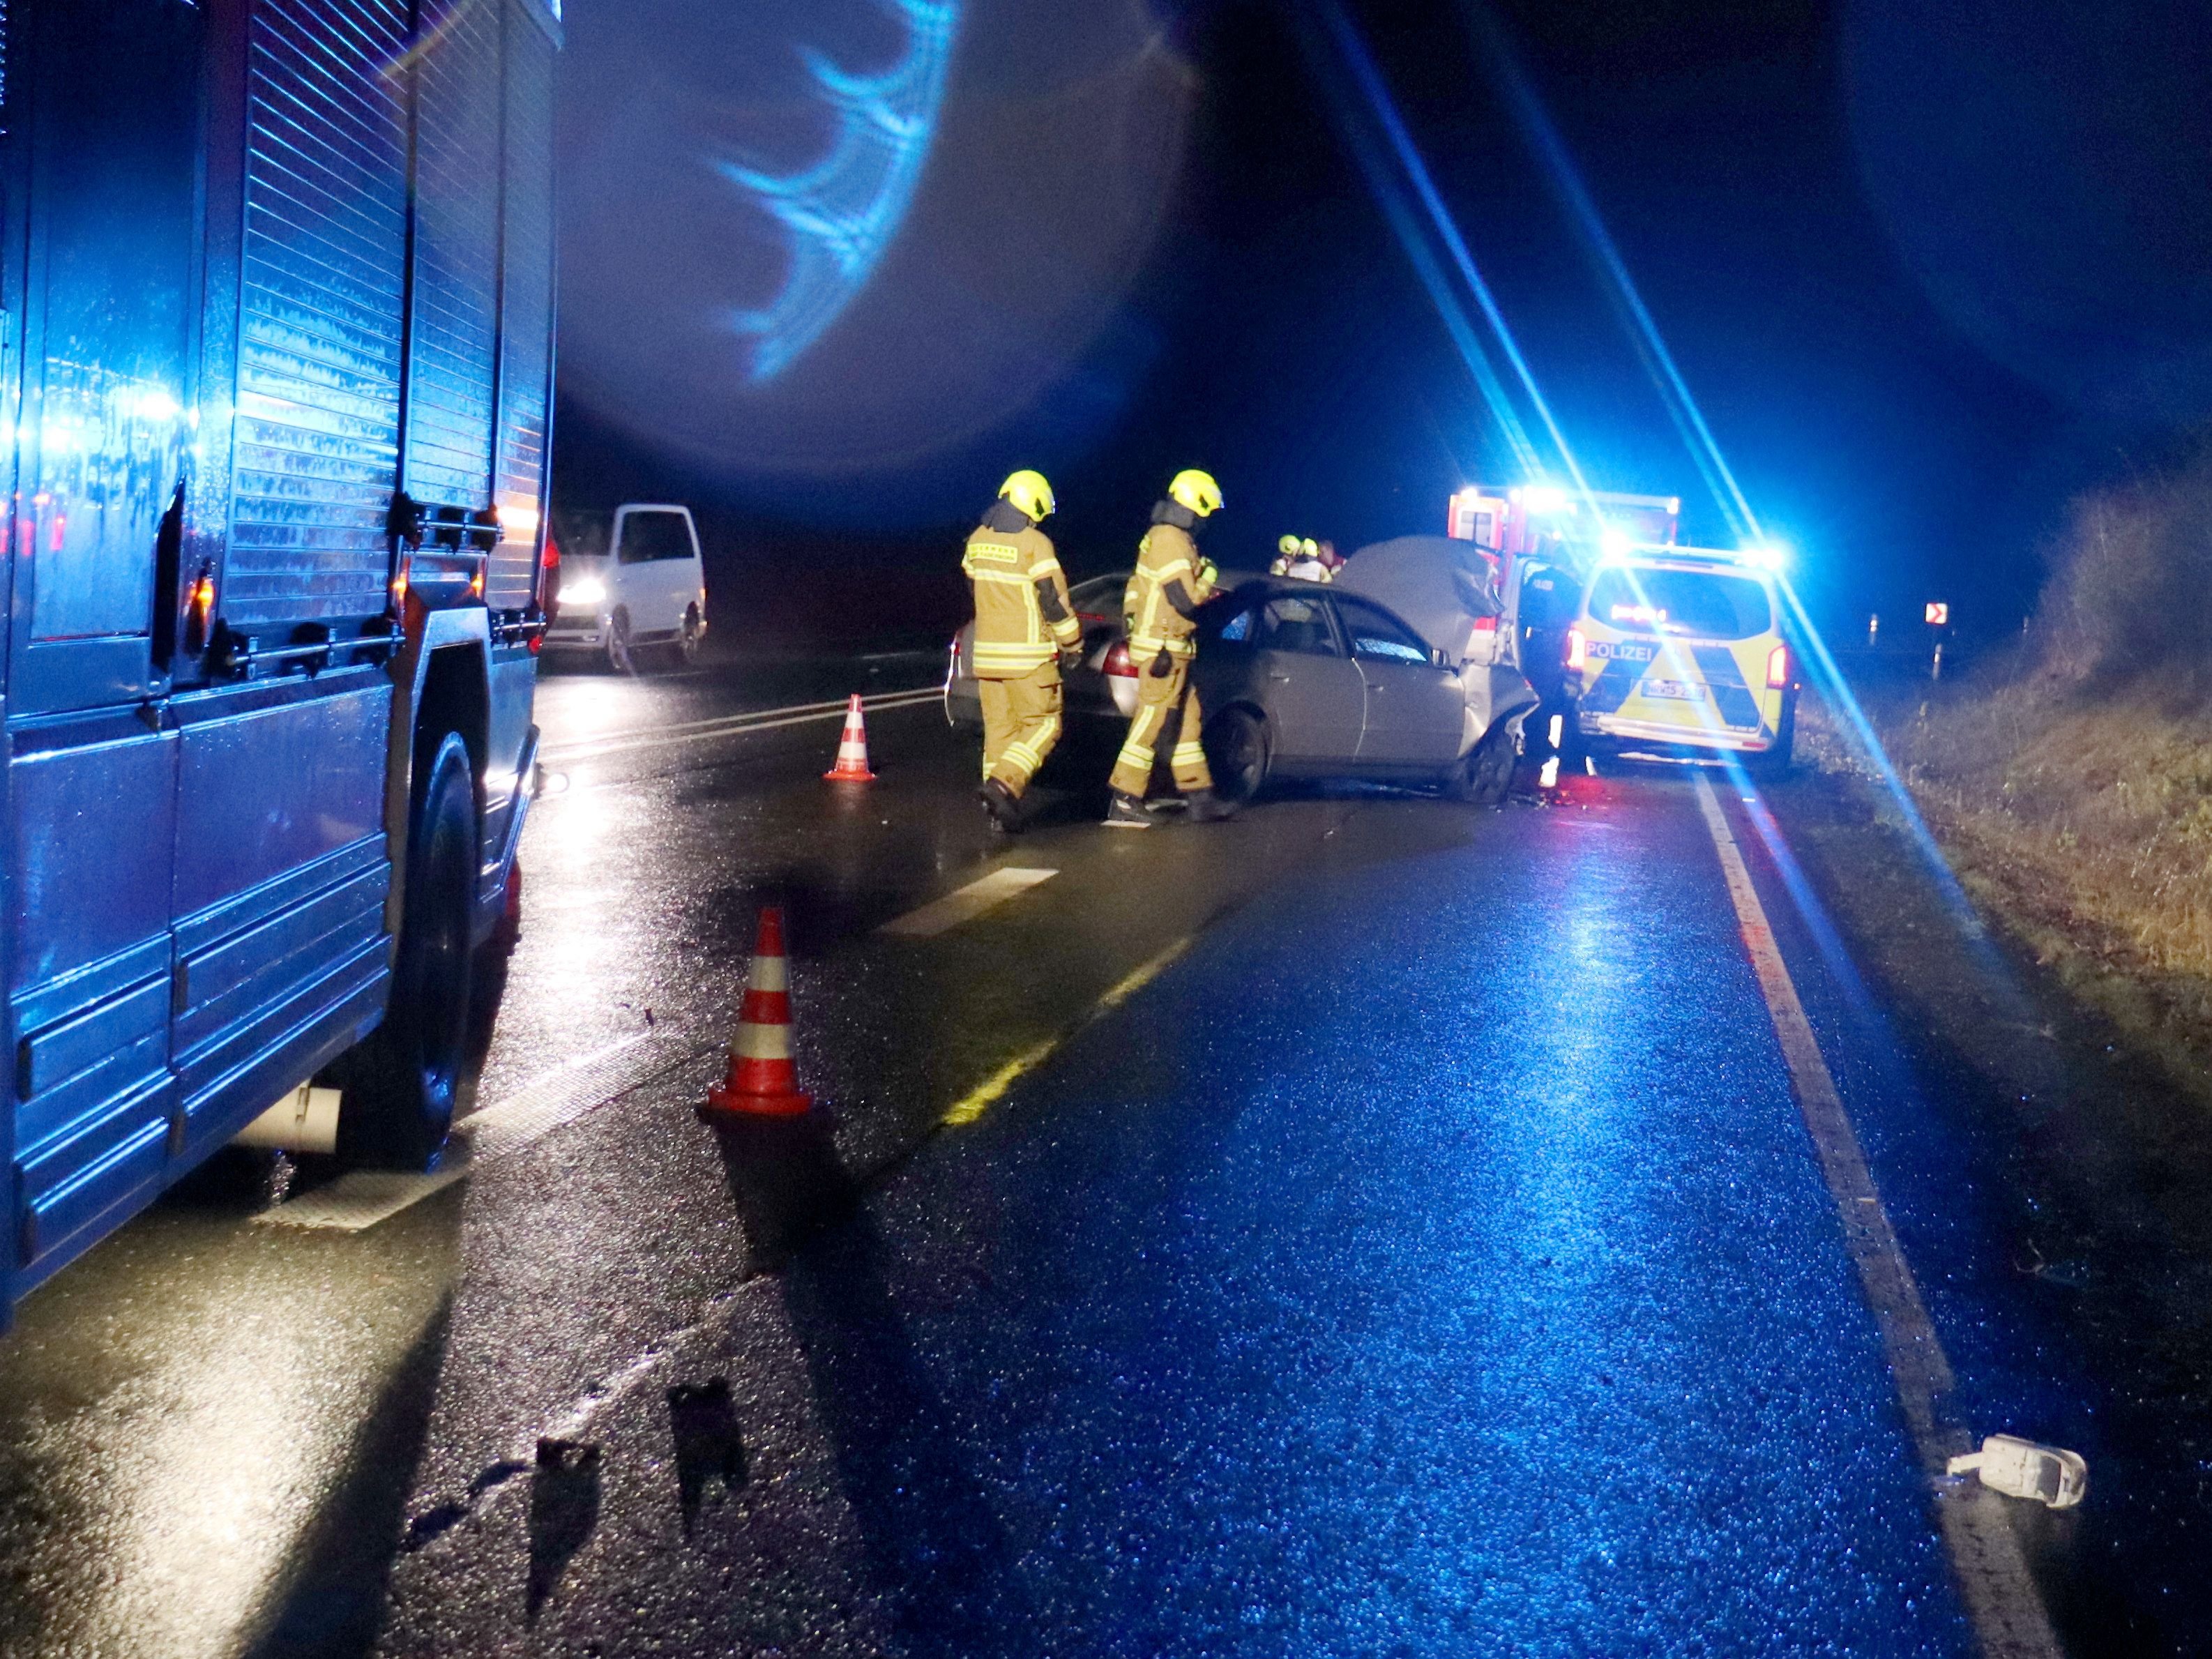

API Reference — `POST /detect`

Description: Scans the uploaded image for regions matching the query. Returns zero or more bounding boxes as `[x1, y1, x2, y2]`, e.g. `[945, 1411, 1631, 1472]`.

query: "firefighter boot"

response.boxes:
[1103, 791, 1152, 830]
[1185, 789, 1238, 824]
[978, 779, 1024, 833]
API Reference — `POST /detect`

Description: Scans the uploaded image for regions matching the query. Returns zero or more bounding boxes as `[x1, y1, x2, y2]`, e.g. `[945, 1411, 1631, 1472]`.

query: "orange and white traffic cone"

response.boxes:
[703, 907, 813, 1119]
[823, 695, 875, 782]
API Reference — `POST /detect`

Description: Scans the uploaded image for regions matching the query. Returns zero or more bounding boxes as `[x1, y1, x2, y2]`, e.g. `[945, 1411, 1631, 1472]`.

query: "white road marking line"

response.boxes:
[541, 686, 941, 766]
[259, 1032, 708, 1232]
[879, 868, 1058, 938]
[1692, 771, 2062, 1659]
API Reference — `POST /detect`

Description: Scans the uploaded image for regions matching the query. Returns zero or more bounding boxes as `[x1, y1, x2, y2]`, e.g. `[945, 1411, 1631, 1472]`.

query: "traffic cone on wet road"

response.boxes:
[823, 695, 876, 781]
[703, 907, 814, 1119]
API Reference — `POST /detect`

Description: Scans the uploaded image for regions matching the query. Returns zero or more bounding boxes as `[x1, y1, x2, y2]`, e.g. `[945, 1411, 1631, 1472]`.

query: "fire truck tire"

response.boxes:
[336, 732, 478, 1169]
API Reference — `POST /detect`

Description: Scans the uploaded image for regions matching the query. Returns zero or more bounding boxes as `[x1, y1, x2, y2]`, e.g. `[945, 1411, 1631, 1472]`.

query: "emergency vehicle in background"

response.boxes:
[3, 0, 559, 1326]
[1445, 485, 1797, 771]
[1446, 484, 1683, 720]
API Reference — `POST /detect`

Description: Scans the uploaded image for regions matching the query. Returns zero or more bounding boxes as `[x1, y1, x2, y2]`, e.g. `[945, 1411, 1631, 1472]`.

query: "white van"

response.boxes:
[547, 504, 709, 672]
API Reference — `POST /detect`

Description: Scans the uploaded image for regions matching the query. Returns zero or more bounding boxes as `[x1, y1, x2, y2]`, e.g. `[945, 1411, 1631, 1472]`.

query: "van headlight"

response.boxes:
[560, 576, 607, 609]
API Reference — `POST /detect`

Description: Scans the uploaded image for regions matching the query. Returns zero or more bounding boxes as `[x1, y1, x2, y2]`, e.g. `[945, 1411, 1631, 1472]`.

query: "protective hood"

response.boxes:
[1149, 499, 1201, 533]
[1335, 536, 1503, 662]
[980, 499, 1033, 533]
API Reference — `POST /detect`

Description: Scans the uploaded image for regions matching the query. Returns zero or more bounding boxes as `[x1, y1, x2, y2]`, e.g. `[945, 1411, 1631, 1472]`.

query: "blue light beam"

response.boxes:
[1303, 0, 1588, 490]
[1459, 1, 2005, 953]
[1459, 3, 1755, 541]
[720, 0, 960, 382]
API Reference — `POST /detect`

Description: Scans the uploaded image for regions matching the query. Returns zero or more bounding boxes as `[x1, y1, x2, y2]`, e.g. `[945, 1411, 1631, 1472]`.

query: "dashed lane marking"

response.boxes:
[941, 936, 1193, 1127]
[540, 685, 941, 766]
[259, 1032, 712, 1232]
[880, 868, 1058, 937]
[1693, 770, 2062, 1659]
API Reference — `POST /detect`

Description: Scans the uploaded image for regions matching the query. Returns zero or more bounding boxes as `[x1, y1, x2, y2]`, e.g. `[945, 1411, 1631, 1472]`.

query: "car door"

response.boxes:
[614, 508, 695, 635]
[1248, 593, 1365, 766]
[1335, 595, 1467, 768]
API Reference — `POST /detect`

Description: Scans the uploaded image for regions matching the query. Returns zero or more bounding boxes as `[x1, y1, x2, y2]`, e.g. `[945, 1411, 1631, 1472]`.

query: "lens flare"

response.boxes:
[720, 0, 960, 381]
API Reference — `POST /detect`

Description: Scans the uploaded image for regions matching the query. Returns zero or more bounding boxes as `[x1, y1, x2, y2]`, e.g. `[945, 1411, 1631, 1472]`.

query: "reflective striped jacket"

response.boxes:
[1125, 522, 1216, 658]
[963, 520, 1079, 678]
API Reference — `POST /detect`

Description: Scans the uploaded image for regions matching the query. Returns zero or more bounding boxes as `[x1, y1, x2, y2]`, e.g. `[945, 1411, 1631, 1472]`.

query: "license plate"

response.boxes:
[1642, 679, 1703, 701]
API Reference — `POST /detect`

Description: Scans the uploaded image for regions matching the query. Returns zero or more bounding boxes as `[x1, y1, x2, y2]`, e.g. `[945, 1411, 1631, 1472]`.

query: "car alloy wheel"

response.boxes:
[1205, 707, 1270, 805]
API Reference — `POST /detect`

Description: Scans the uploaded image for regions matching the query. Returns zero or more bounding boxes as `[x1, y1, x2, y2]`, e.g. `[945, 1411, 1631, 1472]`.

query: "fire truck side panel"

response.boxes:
[2, 0, 557, 1321]
[492, 0, 557, 614]
[229, 0, 411, 630]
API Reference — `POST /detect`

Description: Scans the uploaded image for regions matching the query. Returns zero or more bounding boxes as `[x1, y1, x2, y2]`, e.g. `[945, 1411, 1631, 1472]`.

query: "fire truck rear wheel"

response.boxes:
[337, 732, 478, 1169]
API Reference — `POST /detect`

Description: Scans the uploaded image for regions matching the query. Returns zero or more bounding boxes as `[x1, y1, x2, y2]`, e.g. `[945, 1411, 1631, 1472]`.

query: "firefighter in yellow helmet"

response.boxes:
[964, 469, 1081, 831]
[1106, 469, 1233, 827]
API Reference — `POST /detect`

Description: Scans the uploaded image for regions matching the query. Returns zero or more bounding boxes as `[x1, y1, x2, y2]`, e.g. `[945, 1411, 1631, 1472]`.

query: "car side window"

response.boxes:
[1257, 597, 1341, 656]
[618, 511, 695, 564]
[1335, 599, 1430, 667]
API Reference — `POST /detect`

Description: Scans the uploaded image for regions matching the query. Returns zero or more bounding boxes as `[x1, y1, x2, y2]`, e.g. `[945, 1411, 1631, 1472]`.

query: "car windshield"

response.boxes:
[1586, 567, 1773, 640]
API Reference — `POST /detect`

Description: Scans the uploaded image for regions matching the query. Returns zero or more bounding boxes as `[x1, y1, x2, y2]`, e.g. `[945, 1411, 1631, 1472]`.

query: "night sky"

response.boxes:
[553, 0, 2212, 642]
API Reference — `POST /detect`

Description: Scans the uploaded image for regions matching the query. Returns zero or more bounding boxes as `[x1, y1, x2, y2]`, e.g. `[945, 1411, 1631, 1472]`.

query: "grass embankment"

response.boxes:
[1808, 455, 2212, 1096]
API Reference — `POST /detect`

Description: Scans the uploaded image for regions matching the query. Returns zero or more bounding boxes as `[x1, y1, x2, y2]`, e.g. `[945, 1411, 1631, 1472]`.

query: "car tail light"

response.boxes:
[1471, 614, 1498, 633]
[1766, 642, 1791, 689]
[1103, 640, 1137, 678]
[1076, 610, 1112, 625]
[1564, 627, 1588, 672]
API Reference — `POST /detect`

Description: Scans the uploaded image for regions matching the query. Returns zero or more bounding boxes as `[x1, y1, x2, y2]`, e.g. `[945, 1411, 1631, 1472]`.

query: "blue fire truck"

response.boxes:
[1, 0, 560, 1326]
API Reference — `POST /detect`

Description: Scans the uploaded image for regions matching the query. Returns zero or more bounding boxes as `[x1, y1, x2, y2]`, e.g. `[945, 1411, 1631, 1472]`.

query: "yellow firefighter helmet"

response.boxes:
[998, 469, 1056, 522]
[1168, 469, 1224, 517]
[1278, 533, 1301, 556]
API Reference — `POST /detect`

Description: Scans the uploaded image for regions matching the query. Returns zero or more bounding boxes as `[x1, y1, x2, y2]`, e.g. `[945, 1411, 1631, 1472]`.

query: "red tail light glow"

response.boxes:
[1766, 642, 1791, 689]
[1565, 627, 1588, 673]
[1103, 640, 1137, 678]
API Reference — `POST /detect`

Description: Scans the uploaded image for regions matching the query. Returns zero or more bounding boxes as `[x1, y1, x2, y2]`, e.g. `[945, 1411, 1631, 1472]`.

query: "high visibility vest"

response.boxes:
[964, 522, 1079, 679]
[1124, 522, 1214, 659]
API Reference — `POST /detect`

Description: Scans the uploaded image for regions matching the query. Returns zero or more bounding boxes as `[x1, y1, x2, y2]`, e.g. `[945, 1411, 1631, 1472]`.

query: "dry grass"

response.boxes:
[1805, 450, 2212, 1080]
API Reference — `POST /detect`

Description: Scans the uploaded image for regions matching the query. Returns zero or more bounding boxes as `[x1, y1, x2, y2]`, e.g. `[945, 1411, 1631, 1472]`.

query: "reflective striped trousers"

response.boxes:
[979, 662, 1063, 797]
[1109, 655, 1211, 798]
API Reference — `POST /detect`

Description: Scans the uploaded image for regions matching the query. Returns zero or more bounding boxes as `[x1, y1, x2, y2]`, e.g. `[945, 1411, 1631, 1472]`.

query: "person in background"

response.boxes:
[1276, 537, 1330, 582]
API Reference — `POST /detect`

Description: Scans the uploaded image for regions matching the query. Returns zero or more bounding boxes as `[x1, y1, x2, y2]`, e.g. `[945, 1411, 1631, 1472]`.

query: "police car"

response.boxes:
[1561, 546, 1798, 773]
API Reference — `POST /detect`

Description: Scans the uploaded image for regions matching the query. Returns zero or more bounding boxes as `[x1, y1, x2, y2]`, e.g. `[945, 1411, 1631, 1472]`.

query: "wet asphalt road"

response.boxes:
[0, 645, 2130, 1656]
